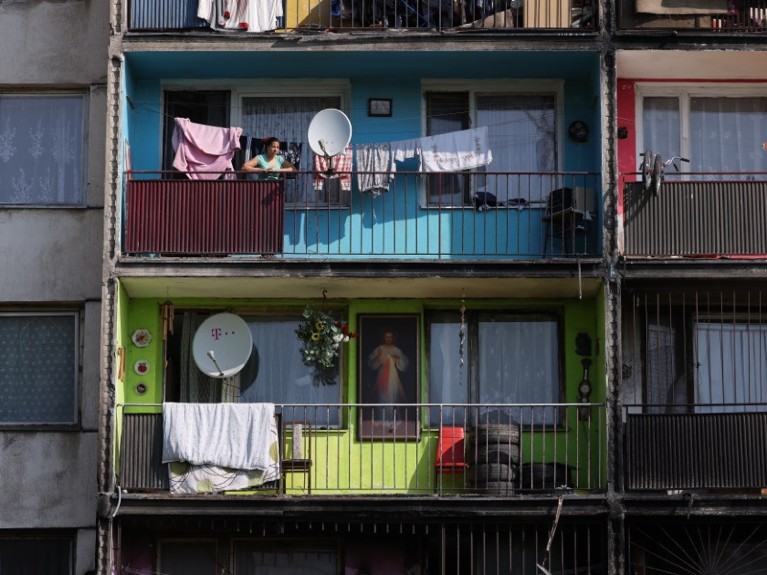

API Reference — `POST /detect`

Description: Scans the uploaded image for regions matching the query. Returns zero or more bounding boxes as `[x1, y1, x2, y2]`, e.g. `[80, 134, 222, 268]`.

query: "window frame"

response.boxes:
[0, 92, 88, 208]
[426, 309, 565, 428]
[635, 82, 767, 172]
[234, 81, 351, 209]
[420, 80, 565, 208]
[165, 308, 345, 426]
[0, 310, 81, 428]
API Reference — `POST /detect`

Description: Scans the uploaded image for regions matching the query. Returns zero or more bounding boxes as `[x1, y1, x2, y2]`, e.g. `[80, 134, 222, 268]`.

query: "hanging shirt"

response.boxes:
[355, 143, 393, 196]
[313, 145, 353, 192]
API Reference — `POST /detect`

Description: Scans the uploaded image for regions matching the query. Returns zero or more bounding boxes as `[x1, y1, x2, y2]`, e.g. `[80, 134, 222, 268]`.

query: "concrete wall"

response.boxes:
[0, 0, 108, 573]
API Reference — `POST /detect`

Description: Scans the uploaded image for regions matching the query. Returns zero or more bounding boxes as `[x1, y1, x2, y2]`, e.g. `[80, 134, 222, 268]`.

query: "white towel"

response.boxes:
[419, 126, 493, 172]
[162, 402, 276, 470]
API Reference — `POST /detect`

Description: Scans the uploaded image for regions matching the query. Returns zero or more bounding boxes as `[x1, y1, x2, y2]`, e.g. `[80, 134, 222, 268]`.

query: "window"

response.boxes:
[639, 85, 767, 177]
[633, 291, 767, 414]
[240, 93, 346, 205]
[428, 311, 562, 425]
[0, 536, 73, 574]
[160, 540, 217, 575]
[168, 312, 341, 426]
[0, 313, 79, 425]
[694, 318, 767, 412]
[423, 83, 560, 206]
[0, 95, 86, 205]
[234, 542, 337, 574]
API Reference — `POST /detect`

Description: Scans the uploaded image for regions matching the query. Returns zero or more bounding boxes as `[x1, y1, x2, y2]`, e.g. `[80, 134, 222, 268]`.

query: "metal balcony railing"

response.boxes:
[117, 402, 606, 496]
[621, 174, 767, 257]
[621, 0, 767, 32]
[128, 0, 597, 31]
[124, 170, 601, 259]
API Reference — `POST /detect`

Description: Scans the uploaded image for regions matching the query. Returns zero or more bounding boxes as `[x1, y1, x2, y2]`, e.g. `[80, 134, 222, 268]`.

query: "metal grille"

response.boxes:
[625, 412, 767, 490]
[121, 413, 168, 491]
[129, 0, 209, 29]
[125, 179, 285, 255]
[623, 180, 767, 257]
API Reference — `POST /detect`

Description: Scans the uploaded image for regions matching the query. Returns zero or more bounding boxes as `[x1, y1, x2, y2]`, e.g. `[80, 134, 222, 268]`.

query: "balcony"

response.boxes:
[621, 176, 767, 258]
[118, 402, 606, 496]
[622, 286, 767, 492]
[123, 171, 600, 260]
[619, 0, 767, 32]
[128, 0, 596, 31]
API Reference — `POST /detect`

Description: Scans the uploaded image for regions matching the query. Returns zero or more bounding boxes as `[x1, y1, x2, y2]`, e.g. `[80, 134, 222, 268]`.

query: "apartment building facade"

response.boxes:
[0, 0, 109, 573]
[93, 0, 767, 574]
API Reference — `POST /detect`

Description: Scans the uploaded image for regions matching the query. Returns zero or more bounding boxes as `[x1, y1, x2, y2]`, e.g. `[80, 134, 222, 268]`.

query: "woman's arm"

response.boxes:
[278, 158, 297, 173]
[242, 156, 265, 173]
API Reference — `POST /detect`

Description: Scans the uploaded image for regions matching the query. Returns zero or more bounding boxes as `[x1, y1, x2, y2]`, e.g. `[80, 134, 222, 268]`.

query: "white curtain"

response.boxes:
[642, 96, 681, 165]
[695, 322, 767, 413]
[476, 94, 556, 202]
[643, 95, 767, 177]
[690, 97, 767, 175]
[429, 320, 470, 425]
[179, 314, 340, 424]
[0, 96, 84, 205]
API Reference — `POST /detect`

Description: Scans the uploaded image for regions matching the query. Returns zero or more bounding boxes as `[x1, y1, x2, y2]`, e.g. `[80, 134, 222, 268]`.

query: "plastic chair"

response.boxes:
[435, 426, 468, 472]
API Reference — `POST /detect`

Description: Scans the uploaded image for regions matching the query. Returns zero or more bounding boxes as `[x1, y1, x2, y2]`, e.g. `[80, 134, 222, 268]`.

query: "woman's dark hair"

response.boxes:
[263, 136, 280, 147]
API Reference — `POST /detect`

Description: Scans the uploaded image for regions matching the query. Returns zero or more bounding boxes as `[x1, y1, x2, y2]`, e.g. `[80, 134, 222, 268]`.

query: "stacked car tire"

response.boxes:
[470, 423, 521, 494]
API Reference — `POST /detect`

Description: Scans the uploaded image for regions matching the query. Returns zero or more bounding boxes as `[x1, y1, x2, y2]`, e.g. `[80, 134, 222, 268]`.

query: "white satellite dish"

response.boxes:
[307, 108, 352, 158]
[192, 313, 253, 378]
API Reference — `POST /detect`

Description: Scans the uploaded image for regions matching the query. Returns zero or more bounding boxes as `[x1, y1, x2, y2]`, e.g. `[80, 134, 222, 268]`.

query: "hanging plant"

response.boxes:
[295, 306, 356, 385]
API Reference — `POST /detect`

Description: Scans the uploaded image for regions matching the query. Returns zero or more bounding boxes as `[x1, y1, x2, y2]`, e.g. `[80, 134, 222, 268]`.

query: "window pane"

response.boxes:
[0, 537, 72, 575]
[0, 96, 85, 205]
[0, 314, 77, 424]
[243, 317, 341, 425]
[690, 97, 767, 174]
[642, 96, 681, 164]
[694, 321, 767, 413]
[477, 315, 559, 424]
[234, 542, 337, 575]
[160, 541, 217, 575]
[477, 94, 557, 203]
[428, 317, 470, 425]
[425, 92, 471, 206]
[174, 313, 341, 425]
[241, 96, 342, 204]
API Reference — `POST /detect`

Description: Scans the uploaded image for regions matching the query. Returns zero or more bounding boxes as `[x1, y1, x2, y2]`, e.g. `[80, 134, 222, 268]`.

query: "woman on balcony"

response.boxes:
[241, 137, 297, 181]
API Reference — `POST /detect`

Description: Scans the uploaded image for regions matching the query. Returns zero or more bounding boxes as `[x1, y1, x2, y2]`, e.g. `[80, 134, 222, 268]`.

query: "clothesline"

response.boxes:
[172, 117, 493, 195]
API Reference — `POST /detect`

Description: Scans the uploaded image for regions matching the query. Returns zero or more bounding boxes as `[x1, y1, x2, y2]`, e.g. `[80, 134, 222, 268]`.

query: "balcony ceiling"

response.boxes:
[617, 49, 767, 80]
[117, 272, 602, 300]
[124, 50, 598, 80]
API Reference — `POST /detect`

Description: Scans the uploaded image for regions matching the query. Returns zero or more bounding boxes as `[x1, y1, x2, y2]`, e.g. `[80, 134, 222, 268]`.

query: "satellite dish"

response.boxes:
[308, 109, 352, 158]
[192, 313, 253, 378]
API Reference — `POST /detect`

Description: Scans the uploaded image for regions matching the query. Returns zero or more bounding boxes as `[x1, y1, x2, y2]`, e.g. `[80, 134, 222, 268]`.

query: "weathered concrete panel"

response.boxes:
[0, 432, 98, 528]
[0, 0, 108, 84]
[0, 209, 103, 300]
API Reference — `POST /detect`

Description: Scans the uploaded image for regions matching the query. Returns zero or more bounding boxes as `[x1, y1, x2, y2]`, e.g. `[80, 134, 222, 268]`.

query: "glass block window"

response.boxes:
[0, 95, 86, 205]
[0, 313, 78, 424]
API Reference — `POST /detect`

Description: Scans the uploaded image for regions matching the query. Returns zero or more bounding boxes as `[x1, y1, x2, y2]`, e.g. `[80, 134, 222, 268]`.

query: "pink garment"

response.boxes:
[172, 117, 243, 180]
[313, 145, 353, 191]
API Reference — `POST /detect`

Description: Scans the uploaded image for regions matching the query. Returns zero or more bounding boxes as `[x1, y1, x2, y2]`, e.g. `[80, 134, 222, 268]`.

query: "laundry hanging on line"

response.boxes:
[171, 118, 242, 180]
[197, 0, 283, 32]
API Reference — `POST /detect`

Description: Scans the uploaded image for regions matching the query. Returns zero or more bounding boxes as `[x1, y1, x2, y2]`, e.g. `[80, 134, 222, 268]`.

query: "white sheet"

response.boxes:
[162, 402, 276, 470]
